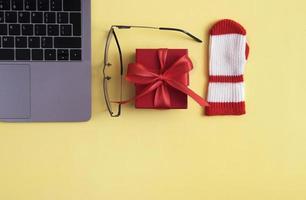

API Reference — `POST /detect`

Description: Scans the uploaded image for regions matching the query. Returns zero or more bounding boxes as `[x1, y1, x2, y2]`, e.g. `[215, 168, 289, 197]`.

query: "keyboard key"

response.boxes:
[32, 49, 44, 60]
[51, 0, 62, 11]
[29, 37, 40, 48]
[64, 0, 81, 11]
[0, 49, 14, 60]
[16, 49, 30, 60]
[44, 12, 56, 23]
[57, 49, 69, 60]
[0, 11, 4, 22]
[70, 13, 81, 36]
[3, 36, 14, 47]
[25, 0, 36, 10]
[0, 24, 7, 35]
[54, 37, 81, 48]
[0, 1, 10, 10]
[18, 12, 31, 23]
[5, 12, 17, 23]
[57, 12, 68, 23]
[60, 25, 72, 36]
[48, 24, 59, 35]
[9, 24, 20, 35]
[16, 37, 28, 48]
[41, 37, 52, 48]
[45, 49, 56, 60]
[22, 24, 33, 35]
[35, 24, 46, 35]
[31, 12, 43, 23]
[38, 0, 49, 11]
[70, 49, 81, 60]
[12, 0, 23, 10]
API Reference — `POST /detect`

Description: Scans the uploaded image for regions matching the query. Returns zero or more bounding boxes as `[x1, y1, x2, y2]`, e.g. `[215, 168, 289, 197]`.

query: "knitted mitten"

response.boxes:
[206, 19, 250, 116]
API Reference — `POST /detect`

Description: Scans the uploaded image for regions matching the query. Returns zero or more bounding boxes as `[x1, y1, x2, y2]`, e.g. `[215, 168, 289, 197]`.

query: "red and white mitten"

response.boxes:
[206, 19, 250, 116]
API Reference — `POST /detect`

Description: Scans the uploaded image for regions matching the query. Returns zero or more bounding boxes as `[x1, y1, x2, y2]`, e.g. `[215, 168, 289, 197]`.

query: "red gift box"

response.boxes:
[135, 49, 188, 109]
[125, 49, 209, 109]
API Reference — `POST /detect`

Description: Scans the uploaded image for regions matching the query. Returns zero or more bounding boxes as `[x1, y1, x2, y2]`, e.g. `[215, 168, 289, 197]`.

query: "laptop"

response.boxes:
[0, 0, 91, 122]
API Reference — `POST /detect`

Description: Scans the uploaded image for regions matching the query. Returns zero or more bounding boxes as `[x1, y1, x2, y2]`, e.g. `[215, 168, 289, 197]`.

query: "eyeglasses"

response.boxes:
[103, 25, 203, 117]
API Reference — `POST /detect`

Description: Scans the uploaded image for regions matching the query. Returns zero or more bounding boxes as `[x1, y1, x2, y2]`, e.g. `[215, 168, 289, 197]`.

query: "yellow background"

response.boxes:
[1, 0, 306, 199]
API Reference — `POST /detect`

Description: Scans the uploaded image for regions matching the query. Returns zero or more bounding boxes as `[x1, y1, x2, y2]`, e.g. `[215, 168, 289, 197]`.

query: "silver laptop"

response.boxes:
[0, 0, 91, 122]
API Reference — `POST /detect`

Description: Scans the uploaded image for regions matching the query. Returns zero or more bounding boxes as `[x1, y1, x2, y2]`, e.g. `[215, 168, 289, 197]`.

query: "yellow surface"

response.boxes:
[1, 0, 306, 199]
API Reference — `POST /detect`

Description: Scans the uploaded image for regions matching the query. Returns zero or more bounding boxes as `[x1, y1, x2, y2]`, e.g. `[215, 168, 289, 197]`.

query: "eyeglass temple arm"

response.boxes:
[114, 25, 203, 43]
[159, 27, 202, 43]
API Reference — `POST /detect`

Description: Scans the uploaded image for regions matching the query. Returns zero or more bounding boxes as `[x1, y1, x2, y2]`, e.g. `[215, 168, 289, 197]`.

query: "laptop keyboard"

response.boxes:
[0, 0, 82, 61]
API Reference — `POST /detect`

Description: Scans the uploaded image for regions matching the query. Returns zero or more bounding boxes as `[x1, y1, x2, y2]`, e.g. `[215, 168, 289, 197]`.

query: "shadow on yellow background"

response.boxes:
[1, 0, 306, 199]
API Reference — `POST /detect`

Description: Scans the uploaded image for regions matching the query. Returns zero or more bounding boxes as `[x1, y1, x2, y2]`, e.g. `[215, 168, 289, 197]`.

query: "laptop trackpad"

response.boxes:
[0, 65, 31, 119]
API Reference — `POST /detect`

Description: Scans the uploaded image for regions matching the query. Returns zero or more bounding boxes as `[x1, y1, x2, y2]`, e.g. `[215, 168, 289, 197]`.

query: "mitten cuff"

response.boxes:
[206, 82, 245, 116]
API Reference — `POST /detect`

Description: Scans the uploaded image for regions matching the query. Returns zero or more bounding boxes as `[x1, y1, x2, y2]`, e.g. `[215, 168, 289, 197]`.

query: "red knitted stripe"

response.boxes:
[210, 19, 246, 35]
[209, 75, 244, 83]
[205, 102, 246, 116]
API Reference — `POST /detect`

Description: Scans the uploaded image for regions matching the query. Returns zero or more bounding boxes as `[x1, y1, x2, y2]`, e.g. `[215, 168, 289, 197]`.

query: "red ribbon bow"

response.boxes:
[125, 49, 209, 108]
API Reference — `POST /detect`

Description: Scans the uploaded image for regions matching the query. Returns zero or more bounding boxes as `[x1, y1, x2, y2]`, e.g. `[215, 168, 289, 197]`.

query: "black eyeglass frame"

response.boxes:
[103, 25, 203, 117]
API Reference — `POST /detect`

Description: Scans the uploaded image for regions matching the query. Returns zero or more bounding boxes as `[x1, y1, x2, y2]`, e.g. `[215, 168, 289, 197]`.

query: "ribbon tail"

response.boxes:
[154, 84, 171, 108]
[167, 80, 210, 107]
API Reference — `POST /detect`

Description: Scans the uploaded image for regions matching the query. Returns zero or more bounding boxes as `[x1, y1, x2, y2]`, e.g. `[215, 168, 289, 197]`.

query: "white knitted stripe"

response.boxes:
[209, 34, 247, 76]
[207, 82, 245, 103]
